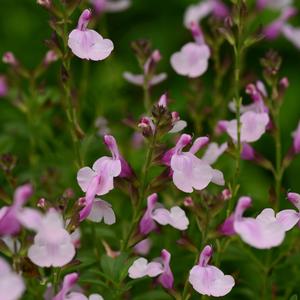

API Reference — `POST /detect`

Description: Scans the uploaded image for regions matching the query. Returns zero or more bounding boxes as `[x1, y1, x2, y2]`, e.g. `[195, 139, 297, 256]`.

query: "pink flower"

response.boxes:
[68, 9, 113, 60]
[134, 238, 152, 255]
[123, 50, 167, 87]
[139, 193, 158, 235]
[0, 76, 8, 97]
[184, 0, 228, 28]
[170, 42, 210, 78]
[43, 50, 58, 65]
[276, 192, 300, 231]
[0, 257, 25, 300]
[53, 272, 103, 300]
[87, 198, 116, 224]
[169, 111, 187, 134]
[91, 0, 131, 14]
[163, 134, 223, 193]
[0, 183, 33, 236]
[233, 197, 285, 249]
[152, 206, 189, 230]
[128, 257, 163, 279]
[229, 81, 268, 115]
[2, 52, 18, 66]
[189, 245, 235, 297]
[241, 143, 256, 160]
[281, 24, 300, 49]
[264, 7, 297, 39]
[139, 193, 189, 234]
[157, 249, 174, 289]
[201, 142, 227, 165]
[221, 111, 269, 143]
[27, 210, 76, 267]
[292, 121, 300, 153]
[77, 135, 127, 220]
[123, 72, 167, 86]
[128, 249, 174, 289]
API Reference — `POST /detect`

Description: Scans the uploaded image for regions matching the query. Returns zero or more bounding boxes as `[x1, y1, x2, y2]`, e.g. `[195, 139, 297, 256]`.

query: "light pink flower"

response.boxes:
[276, 192, 300, 231]
[170, 42, 210, 78]
[184, 0, 228, 28]
[139, 193, 158, 235]
[128, 257, 163, 279]
[201, 142, 227, 165]
[291, 121, 300, 153]
[123, 72, 167, 86]
[91, 0, 131, 14]
[77, 135, 126, 220]
[189, 245, 235, 297]
[157, 249, 174, 289]
[169, 112, 187, 133]
[221, 111, 269, 143]
[163, 134, 223, 193]
[128, 249, 174, 289]
[124, 49, 167, 87]
[139, 193, 189, 234]
[0, 76, 8, 97]
[264, 7, 297, 39]
[152, 206, 189, 230]
[281, 24, 300, 49]
[233, 197, 285, 249]
[27, 210, 75, 267]
[0, 183, 33, 236]
[68, 9, 113, 60]
[2, 52, 18, 66]
[0, 257, 25, 300]
[53, 272, 103, 300]
[87, 198, 116, 224]
[134, 238, 152, 255]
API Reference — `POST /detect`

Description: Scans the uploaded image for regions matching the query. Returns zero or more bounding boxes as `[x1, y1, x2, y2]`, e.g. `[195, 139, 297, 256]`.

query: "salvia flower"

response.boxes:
[26, 210, 76, 267]
[139, 193, 189, 235]
[263, 6, 300, 49]
[201, 142, 227, 165]
[152, 206, 189, 231]
[134, 238, 152, 255]
[189, 245, 235, 297]
[68, 9, 114, 60]
[128, 257, 163, 279]
[292, 121, 300, 154]
[53, 272, 103, 300]
[128, 249, 174, 289]
[87, 198, 116, 224]
[91, 0, 131, 14]
[139, 193, 158, 235]
[123, 49, 167, 87]
[2, 52, 18, 66]
[184, 0, 228, 28]
[0, 257, 25, 300]
[219, 111, 269, 143]
[233, 196, 285, 249]
[0, 183, 33, 236]
[163, 134, 224, 193]
[77, 135, 128, 220]
[229, 81, 268, 115]
[276, 192, 300, 230]
[170, 22, 210, 78]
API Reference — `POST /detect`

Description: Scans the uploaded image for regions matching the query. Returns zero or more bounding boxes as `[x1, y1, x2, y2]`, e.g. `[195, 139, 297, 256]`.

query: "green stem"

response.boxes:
[143, 78, 151, 113]
[61, 13, 84, 169]
[274, 113, 282, 210]
[121, 125, 159, 250]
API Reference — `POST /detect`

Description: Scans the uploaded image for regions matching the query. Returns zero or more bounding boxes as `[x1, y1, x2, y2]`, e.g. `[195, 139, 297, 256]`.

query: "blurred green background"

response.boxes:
[0, 0, 300, 299]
